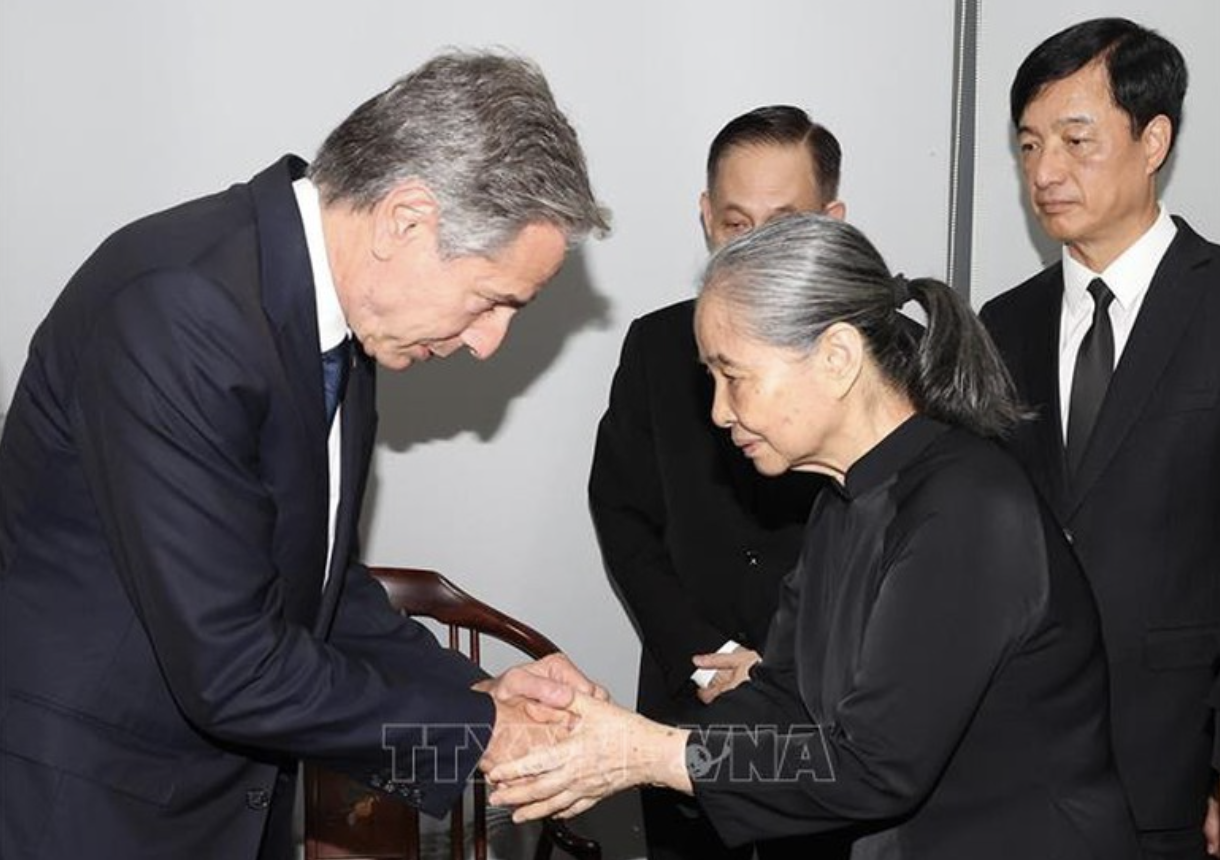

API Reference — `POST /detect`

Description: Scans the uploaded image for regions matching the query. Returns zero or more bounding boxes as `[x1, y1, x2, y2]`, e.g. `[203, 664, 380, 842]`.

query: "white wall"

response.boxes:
[0, 1, 956, 852]
[971, 0, 1220, 307]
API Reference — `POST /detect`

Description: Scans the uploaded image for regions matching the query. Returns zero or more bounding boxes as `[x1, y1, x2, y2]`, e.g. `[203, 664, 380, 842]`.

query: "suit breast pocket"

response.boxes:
[1147, 323, 1220, 418]
[1153, 385, 1220, 416]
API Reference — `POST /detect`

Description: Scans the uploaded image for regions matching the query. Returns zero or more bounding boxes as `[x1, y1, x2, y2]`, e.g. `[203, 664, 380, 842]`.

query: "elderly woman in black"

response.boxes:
[487, 213, 1137, 858]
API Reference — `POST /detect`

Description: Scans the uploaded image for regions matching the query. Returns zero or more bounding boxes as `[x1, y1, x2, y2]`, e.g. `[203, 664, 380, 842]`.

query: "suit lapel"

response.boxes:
[1065, 221, 1213, 517]
[249, 157, 332, 618]
[1017, 269, 1071, 513]
[251, 157, 330, 462]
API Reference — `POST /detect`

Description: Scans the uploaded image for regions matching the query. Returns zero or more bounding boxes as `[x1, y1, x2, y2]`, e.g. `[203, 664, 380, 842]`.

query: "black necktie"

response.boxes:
[1066, 278, 1115, 474]
[321, 337, 352, 427]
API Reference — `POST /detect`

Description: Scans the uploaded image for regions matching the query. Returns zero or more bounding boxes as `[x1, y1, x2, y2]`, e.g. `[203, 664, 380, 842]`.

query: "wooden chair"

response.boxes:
[303, 566, 601, 860]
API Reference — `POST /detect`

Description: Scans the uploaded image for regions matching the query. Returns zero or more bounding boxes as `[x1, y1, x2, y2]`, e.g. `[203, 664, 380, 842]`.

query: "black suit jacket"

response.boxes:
[0, 158, 493, 860]
[980, 216, 1220, 831]
[588, 299, 822, 721]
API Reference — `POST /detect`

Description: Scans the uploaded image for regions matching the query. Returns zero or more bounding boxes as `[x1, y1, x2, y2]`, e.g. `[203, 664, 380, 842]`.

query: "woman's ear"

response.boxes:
[818, 322, 865, 398]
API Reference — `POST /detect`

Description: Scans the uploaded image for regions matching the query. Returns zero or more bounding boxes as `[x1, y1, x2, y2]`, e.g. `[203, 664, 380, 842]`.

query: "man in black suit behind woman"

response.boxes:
[588, 106, 848, 859]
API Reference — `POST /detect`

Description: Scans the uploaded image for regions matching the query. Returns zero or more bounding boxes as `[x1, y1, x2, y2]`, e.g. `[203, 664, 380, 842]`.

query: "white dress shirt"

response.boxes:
[1058, 206, 1177, 440]
[293, 177, 349, 585]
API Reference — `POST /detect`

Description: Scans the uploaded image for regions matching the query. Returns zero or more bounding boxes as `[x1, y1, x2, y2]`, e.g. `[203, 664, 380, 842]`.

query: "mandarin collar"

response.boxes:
[834, 414, 949, 501]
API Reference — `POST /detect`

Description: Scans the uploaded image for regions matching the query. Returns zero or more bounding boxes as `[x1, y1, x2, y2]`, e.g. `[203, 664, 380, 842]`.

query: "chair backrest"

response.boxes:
[303, 566, 601, 860]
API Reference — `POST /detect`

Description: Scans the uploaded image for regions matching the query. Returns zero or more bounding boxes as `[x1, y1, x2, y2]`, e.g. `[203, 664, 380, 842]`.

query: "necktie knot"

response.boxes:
[1088, 277, 1115, 313]
[321, 337, 352, 427]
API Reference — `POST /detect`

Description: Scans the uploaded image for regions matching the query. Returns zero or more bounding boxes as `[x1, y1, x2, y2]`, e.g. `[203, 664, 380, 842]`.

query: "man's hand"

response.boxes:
[485, 692, 691, 822]
[482, 653, 609, 714]
[478, 693, 571, 774]
[692, 647, 760, 704]
[474, 654, 609, 773]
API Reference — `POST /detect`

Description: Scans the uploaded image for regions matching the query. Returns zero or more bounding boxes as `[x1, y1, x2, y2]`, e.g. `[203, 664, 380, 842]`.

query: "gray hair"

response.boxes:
[700, 213, 1026, 438]
[308, 49, 609, 257]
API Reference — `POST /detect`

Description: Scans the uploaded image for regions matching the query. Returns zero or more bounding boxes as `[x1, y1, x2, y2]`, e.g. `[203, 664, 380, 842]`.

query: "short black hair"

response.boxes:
[1011, 18, 1188, 159]
[705, 105, 842, 201]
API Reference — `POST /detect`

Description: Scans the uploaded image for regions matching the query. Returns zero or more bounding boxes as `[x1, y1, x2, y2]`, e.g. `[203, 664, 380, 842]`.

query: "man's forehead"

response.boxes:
[712, 148, 820, 203]
[1021, 62, 1114, 121]
[715, 141, 814, 177]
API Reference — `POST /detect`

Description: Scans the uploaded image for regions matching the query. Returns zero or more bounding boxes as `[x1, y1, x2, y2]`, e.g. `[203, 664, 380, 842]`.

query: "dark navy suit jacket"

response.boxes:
[0, 158, 493, 859]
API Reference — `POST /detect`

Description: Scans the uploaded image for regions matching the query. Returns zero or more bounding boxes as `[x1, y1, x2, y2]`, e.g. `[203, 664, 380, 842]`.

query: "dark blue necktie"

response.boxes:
[1066, 278, 1115, 475]
[321, 337, 352, 427]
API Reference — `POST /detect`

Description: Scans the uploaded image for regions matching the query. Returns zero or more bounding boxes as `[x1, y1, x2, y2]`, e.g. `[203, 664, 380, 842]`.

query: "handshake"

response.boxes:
[473, 654, 694, 822]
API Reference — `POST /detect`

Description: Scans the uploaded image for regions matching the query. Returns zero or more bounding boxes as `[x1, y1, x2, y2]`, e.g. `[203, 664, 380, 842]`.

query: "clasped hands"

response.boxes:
[475, 653, 691, 823]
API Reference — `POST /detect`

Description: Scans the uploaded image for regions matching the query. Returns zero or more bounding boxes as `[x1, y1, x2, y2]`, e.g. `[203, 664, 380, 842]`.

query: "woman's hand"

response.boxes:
[484, 691, 692, 822]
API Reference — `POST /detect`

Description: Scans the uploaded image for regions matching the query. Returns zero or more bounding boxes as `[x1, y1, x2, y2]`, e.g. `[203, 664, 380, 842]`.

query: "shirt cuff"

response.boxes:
[690, 640, 742, 689]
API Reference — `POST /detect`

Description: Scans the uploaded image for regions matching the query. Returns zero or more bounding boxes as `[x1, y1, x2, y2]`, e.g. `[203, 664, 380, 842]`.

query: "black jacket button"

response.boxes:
[246, 788, 271, 810]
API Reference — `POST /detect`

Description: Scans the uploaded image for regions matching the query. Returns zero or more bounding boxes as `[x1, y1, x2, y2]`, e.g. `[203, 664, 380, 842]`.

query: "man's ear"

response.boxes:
[1142, 114, 1174, 175]
[372, 179, 439, 259]
[822, 199, 847, 221]
[699, 191, 714, 248]
[818, 322, 864, 398]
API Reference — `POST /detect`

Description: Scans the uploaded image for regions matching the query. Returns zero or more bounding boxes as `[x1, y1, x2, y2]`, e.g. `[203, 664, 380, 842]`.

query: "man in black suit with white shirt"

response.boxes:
[980, 18, 1220, 859]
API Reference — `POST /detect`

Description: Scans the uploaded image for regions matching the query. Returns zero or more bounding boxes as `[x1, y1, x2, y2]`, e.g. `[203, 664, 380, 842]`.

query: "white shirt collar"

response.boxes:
[1061, 205, 1177, 316]
[292, 177, 348, 352]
